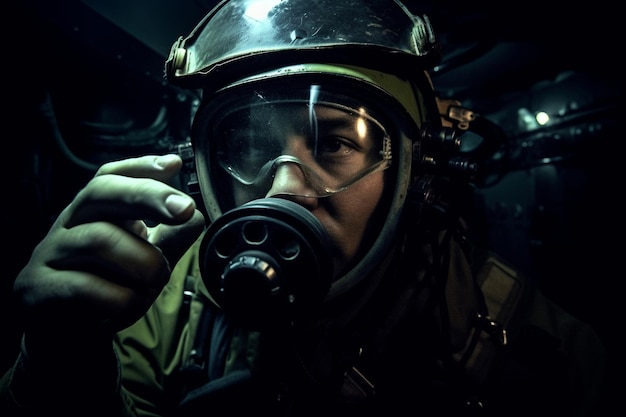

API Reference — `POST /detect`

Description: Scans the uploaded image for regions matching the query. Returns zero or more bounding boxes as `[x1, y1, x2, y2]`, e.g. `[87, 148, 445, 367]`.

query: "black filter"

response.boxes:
[199, 198, 333, 330]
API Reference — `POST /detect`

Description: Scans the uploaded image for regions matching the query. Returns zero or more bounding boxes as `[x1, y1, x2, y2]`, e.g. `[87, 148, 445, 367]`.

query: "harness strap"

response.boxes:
[455, 255, 524, 384]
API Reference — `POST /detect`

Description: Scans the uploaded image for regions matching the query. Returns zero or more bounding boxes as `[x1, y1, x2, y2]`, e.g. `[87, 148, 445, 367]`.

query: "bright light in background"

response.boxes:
[244, 0, 283, 21]
[535, 111, 550, 126]
[518, 108, 552, 130]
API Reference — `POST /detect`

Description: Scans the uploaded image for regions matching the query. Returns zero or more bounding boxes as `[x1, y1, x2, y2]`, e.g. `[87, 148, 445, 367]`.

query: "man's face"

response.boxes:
[223, 102, 389, 277]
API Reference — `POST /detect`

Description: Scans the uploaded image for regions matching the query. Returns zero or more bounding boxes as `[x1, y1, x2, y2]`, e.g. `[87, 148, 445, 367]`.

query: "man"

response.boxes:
[0, 0, 606, 416]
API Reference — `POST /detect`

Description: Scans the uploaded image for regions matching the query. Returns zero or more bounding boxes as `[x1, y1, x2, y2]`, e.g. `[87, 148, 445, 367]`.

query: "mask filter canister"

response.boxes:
[199, 198, 333, 330]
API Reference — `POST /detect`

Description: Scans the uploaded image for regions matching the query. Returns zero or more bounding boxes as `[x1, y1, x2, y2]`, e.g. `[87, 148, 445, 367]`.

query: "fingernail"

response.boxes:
[165, 194, 193, 216]
[155, 154, 180, 168]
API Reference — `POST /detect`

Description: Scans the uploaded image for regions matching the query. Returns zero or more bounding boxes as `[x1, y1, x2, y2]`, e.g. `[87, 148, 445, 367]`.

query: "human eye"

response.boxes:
[314, 111, 379, 151]
[315, 135, 357, 156]
[310, 134, 373, 180]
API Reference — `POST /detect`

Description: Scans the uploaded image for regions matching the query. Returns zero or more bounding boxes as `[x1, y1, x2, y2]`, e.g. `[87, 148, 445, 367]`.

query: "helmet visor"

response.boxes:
[194, 82, 393, 207]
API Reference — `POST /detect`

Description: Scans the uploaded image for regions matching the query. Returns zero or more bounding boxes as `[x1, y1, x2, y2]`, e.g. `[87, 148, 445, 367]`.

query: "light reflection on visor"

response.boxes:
[202, 85, 393, 199]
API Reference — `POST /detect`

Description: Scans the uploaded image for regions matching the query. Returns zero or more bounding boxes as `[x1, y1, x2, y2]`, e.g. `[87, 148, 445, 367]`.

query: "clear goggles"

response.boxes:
[195, 84, 393, 200]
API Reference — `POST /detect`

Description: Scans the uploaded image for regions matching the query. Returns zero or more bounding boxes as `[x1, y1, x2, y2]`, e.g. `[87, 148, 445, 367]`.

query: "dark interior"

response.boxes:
[3, 0, 621, 409]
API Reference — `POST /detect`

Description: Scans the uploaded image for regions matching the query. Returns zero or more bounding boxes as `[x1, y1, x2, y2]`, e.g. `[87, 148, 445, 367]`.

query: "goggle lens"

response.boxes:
[207, 88, 392, 197]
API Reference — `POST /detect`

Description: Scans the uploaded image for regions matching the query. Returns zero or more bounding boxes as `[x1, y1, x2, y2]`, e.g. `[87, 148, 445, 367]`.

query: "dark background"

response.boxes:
[2, 0, 622, 410]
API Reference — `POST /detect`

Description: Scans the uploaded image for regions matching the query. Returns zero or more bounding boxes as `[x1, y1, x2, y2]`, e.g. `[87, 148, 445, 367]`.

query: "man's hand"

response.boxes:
[13, 154, 205, 347]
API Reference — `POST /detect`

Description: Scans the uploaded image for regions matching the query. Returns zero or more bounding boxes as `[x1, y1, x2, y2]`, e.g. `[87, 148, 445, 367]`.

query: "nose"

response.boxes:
[265, 162, 318, 200]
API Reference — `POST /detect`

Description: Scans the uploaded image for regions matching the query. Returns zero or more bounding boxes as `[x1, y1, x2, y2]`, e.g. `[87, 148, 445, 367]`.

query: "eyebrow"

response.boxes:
[315, 116, 355, 131]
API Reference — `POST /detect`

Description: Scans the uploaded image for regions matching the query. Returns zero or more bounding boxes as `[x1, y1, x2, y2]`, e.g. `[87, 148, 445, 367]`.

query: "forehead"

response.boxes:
[215, 101, 387, 148]
[228, 101, 371, 125]
[205, 79, 389, 119]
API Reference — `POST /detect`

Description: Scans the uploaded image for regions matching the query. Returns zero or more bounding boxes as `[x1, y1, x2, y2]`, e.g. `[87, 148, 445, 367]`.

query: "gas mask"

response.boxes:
[176, 72, 501, 331]
[190, 74, 414, 330]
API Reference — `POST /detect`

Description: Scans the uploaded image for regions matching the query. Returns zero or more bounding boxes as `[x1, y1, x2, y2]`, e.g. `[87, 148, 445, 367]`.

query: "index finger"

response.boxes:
[59, 174, 197, 229]
[95, 154, 183, 182]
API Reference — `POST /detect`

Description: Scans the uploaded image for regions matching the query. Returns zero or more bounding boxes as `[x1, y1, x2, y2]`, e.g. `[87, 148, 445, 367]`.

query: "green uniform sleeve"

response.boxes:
[114, 236, 204, 417]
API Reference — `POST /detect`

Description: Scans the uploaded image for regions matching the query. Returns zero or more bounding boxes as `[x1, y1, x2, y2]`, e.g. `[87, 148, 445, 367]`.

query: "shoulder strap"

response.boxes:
[455, 254, 525, 384]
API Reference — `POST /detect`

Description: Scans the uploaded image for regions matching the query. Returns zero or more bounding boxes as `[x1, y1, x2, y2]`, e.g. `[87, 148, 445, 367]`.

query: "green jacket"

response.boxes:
[1, 233, 607, 416]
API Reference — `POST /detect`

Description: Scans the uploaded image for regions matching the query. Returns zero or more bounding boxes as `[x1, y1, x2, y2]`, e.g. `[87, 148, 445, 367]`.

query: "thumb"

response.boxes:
[148, 209, 205, 268]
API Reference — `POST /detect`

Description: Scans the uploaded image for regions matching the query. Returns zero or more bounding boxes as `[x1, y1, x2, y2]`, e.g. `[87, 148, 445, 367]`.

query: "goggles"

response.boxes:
[195, 83, 393, 202]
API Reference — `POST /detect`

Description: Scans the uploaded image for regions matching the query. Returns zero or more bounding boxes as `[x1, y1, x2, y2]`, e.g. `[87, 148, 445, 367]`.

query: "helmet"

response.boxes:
[166, 0, 441, 92]
[165, 0, 444, 303]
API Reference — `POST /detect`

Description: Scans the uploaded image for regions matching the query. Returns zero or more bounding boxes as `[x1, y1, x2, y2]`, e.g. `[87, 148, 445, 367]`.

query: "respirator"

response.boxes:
[198, 198, 333, 330]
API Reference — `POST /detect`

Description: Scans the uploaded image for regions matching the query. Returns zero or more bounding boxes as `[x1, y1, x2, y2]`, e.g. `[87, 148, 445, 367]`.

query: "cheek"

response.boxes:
[231, 180, 266, 208]
[322, 172, 386, 273]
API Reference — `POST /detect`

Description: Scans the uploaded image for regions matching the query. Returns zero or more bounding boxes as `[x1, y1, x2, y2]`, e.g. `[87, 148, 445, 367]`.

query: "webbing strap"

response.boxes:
[456, 256, 524, 383]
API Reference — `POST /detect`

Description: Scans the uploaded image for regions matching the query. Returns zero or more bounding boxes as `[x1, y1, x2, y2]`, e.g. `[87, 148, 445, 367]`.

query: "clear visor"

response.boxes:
[196, 84, 393, 202]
